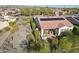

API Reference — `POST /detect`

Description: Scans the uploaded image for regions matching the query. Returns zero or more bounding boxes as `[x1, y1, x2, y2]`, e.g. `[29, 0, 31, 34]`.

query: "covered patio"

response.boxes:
[41, 29, 58, 39]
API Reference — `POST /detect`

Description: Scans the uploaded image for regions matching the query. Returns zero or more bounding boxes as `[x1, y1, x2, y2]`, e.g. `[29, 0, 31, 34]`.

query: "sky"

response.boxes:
[0, 0, 79, 8]
[0, 0, 79, 5]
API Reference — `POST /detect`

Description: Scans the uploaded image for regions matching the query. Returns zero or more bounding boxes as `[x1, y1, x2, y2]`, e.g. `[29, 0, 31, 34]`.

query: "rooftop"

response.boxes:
[35, 16, 73, 29]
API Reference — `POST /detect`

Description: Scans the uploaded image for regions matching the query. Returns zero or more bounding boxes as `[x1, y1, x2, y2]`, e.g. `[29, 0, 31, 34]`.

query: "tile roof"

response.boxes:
[35, 16, 73, 29]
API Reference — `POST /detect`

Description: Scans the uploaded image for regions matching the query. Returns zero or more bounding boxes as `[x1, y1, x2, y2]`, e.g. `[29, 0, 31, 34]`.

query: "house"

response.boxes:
[34, 16, 74, 39]
[66, 16, 79, 25]
[3, 16, 16, 22]
[0, 8, 18, 31]
[0, 15, 16, 30]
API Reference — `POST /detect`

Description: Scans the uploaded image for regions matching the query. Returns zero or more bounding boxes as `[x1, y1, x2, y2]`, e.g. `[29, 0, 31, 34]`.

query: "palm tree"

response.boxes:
[57, 37, 73, 53]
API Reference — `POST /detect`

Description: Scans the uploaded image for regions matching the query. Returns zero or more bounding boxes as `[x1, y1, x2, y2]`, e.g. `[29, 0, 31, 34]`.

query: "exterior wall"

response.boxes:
[41, 29, 44, 36]
[58, 26, 74, 35]
[41, 29, 48, 40]
[41, 26, 74, 39]
[34, 17, 41, 29]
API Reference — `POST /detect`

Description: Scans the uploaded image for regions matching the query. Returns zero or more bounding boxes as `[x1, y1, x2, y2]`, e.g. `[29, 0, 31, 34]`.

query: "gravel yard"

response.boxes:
[0, 16, 33, 53]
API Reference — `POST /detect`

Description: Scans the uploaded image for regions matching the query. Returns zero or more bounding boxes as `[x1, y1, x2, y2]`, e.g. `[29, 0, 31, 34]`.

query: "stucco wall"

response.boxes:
[58, 26, 74, 35]
[41, 29, 44, 36]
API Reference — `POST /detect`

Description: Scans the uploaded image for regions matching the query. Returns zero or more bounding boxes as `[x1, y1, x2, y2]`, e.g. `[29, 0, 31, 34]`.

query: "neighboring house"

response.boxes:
[0, 15, 16, 30]
[0, 8, 18, 31]
[3, 16, 16, 22]
[66, 16, 79, 25]
[34, 16, 74, 39]
[0, 21, 9, 30]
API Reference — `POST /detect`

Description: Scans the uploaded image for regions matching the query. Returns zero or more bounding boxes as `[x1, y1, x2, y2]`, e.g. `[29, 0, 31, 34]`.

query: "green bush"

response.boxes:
[3, 27, 10, 32]
[9, 22, 16, 26]
[40, 40, 51, 53]
[9, 21, 19, 32]
[73, 26, 79, 35]
[27, 38, 51, 53]
[12, 24, 19, 32]
[31, 20, 36, 31]
[57, 37, 73, 53]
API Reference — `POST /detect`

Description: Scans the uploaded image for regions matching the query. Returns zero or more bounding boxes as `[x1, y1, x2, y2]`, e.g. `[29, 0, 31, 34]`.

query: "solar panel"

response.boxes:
[66, 17, 79, 24]
[40, 18, 64, 21]
[74, 17, 79, 21]
[66, 17, 74, 20]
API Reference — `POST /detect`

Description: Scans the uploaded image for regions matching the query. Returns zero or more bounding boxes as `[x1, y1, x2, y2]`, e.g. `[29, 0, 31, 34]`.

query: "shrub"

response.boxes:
[9, 22, 16, 26]
[34, 29, 40, 40]
[49, 37, 59, 52]
[9, 21, 19, 32]
[31, 21, 36, 31]
[51, 37, 59, 45]
[58, 37, 73, 52]
[40, 40, 51, 53]
[27, 39, 35, 52]
[23, 18, 31, 25]
[3, 27, 10, 32]
[12, 24, 19, 32]
[27, 18, 31, 23]
[73, 26, 79, 35]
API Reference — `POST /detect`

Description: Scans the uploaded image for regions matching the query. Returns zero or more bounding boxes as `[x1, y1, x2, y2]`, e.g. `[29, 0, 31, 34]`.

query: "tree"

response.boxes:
[73, 26, 79, 35]
[20, 8, 31, 16]
[30, 19, 36, 31]
[40, 7, 51, 16]
[27, 39, 35, 52]
[50, 37, 59, 52]
[33, 40, 41, 52]
[20, 7, 54, 16]
[75, 37, 79, 47]
[57, 37, 73, 53]
[64, 31, 74, 39]
[34, 29, 40, 40]
[31, 22, 36, 31]
[71, 37, 79, 52]
[40, 40, 51, 53]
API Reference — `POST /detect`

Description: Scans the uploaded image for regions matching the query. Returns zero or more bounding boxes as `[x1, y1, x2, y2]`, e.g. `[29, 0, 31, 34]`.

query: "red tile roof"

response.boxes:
[35, 16, 74, 29]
